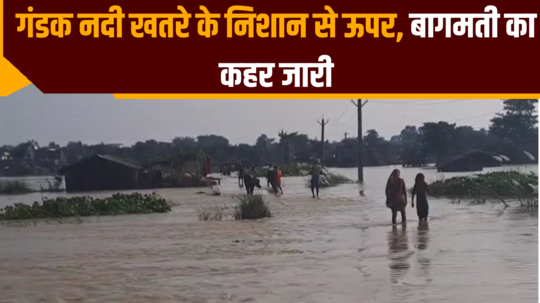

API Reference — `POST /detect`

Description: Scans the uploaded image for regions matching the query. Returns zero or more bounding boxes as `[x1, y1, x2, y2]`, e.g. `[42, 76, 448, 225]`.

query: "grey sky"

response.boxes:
[0, 85, 505, 146]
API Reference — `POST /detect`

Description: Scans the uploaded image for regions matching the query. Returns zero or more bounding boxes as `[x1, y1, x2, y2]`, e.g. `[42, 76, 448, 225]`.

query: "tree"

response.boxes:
[396, 125, 426, 167]
[48, 142, 59, 149]
[6, 102, 539, 176]
[490, 99, 538, 141]
[398, 125, 421, 144]
[196, 135, 229, 149]
[172, 137, 197, 150]
[420, 122, 457, 158]
[196, 135, 230, 163]
[233, 144, 259, 166]
[488, 99, 539, 163]
[255, 134, 271, 148]
[364, 129, 382, 146]
[333, 138, 357, 167]
[278, 130, 298, 164]
[255, 134, 274, 164]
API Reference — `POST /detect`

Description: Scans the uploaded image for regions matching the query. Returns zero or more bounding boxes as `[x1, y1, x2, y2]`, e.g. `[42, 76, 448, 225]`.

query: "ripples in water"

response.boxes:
[0, 166, 537, 303]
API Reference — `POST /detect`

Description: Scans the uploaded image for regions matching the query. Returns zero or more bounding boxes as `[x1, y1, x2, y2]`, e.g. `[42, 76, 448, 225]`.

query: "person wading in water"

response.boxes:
[309, 159, 325, 199]
[275, 165, 284, 195]
[266, 164, 276, 188]
[237, 161, 244, 188]
[243, 166, 260, 196]
[385, 169, 408, 224]
[411, 173, 433, 221]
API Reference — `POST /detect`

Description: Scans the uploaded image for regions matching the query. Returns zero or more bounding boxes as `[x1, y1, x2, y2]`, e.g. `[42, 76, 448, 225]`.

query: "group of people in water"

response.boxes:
[236, 159, 325, 198]
[264, 165, 284, 195]
[386, 168, 433, 224]
[232, 161, 432, 224]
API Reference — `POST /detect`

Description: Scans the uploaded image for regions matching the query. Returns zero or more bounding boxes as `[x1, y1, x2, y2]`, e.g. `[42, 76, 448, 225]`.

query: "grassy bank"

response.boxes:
[428, 171, 538, 206]
[0, 180, 34, 195]
[0, 193, 172, 220]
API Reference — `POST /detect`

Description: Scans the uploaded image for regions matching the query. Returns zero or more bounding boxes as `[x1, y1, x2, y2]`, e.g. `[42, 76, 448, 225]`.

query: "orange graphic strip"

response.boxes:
[113, 94, 540, 99]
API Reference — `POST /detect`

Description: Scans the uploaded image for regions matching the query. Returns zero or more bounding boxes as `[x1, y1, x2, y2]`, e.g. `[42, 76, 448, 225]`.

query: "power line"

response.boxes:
[370, 99, 471, 106]
[334, 102, 351, 122]
[343, 111, 357, 124]
[449, 112, 499, 122]
[301, 121, 318, 133]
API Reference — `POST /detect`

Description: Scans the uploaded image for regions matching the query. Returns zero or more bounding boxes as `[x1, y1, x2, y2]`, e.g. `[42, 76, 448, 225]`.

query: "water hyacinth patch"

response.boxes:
[0, 193, 172, 220]
[428, 171, 538, 204]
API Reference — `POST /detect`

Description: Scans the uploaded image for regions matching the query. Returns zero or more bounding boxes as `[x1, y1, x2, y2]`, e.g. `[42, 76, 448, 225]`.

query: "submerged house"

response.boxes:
[436, 150, 503, 173]
[59, 154, 142, 192]
[437, 154, 483, 172]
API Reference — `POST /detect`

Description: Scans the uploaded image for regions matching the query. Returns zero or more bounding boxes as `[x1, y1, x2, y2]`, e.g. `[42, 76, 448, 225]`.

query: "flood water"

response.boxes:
[0, 165, 538, 303]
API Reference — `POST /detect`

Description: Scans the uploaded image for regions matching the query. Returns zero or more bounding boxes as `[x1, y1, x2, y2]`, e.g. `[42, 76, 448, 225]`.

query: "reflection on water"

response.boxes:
[0, 165, 537, 303]
[388, 225, 411, 278]
[416, 222, 431, 279]
[387, 225, 413, 302]
[417, 221, 429, 250]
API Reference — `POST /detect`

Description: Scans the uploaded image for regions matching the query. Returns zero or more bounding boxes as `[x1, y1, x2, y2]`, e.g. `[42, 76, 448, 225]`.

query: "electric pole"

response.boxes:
[344, 132, 349, 139]
[351, 99, 368, 183]
[317, 116, 329, 165]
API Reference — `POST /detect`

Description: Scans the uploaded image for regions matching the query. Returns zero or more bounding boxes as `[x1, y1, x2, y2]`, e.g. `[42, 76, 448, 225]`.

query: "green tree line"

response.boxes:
[2, 99, 538, 169]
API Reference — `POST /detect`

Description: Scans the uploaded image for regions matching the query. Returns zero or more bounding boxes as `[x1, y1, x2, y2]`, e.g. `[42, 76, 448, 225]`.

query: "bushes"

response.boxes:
[322, 173, 354, 187]
[198, 204, 226, 221]
[198, 194, 272, 221]
[0, 193, 172, 220]
[0, 181, 33, 195]
[256, 163, 312, 177]
[234, 194, 272, 220]
[305, 172, 354, 188]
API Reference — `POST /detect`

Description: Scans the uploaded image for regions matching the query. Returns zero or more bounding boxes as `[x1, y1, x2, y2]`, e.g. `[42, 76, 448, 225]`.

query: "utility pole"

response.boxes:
[344, 132, 349, 139]
[351, 99, 368, 183]
[317, 116, 329, 165]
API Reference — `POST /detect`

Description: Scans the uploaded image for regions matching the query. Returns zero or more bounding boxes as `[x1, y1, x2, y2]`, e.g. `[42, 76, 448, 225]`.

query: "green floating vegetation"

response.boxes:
[257, 163, 312, 178]
[305, 172, 354, 188]
[0, 180, 34, 195]
[428, 171, 538, 205]
[0, 193, 172, 221]
[234, 194, 272, 220]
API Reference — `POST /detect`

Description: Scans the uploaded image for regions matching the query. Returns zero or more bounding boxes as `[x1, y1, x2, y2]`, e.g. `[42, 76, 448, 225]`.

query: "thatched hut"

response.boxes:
[436, 150, 502, 172]
[59, 154, 142, 192]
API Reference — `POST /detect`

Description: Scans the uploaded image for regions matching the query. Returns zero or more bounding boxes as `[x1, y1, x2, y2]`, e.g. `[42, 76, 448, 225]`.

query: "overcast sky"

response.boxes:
[0, 85, 505, 146]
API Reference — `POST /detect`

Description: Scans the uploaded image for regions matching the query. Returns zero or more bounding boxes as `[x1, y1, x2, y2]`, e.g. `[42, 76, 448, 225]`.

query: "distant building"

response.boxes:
[101, 143, 124, 148]
[11, 141, 37, 162]
[1, 151, 11, 161]
[59, 154, 142, 192]
[436, 150, 502, 172]
[437, 155, 483, 173]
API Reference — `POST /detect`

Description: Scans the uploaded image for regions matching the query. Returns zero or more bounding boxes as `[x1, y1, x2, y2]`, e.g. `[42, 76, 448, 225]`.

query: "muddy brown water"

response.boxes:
[0, 165, 537, 303]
